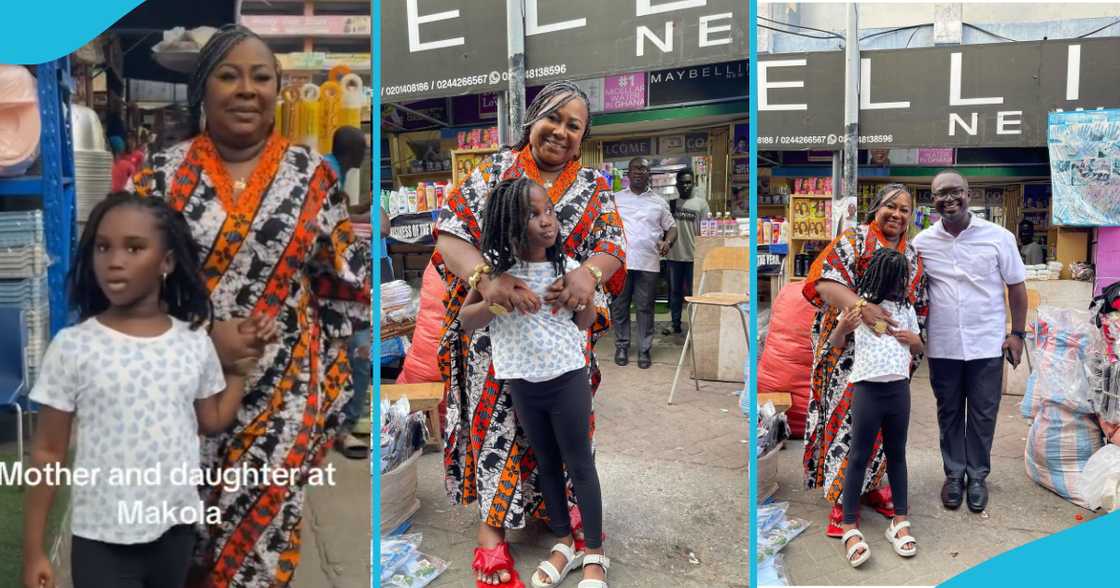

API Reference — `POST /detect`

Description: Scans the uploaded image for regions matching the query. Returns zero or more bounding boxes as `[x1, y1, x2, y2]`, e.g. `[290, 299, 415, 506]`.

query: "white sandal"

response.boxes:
[885, 519, 917, 557]
[841, 528, 871, 568]
[531, 541, 583, 588]
[577, 554, 610, 588]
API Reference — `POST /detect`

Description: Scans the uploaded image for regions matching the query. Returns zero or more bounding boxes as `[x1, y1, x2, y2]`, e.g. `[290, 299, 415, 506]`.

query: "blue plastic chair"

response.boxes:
[0, 307, 30, 463]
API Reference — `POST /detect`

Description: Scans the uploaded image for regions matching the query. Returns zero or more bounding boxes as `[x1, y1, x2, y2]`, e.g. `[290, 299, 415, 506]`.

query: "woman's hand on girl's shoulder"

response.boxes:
[210, 318, 265, 370]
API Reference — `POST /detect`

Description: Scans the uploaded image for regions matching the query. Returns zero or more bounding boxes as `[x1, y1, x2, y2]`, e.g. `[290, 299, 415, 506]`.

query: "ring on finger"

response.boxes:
[575, 304, 587, 311]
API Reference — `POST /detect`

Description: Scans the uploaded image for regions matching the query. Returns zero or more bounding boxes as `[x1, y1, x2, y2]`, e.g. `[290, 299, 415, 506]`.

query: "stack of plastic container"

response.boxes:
[0, 210, 50, 384]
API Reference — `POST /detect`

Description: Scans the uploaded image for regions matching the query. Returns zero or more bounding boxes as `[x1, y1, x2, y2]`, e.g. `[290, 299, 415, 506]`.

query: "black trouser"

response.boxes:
[610, 270, 658, 353]
[72, 525, 195, 588]
[665, 260, 694, 330]
[928, 357, 1004, 481]
[842, 379, 911, 524]
[508, 368, 603, 549]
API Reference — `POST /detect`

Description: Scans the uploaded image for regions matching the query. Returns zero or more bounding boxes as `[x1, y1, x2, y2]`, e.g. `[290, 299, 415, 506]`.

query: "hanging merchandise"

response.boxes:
[340, 72, 365, 129]
[298, 83, 321, 152]
[0, 65, 41, 177]
[278, 85, 302, 142]
[318, 78, 343, 154]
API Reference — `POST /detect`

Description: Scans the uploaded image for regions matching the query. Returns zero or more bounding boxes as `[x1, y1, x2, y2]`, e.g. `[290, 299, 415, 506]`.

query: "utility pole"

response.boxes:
[842, 2, 859, 215]
[501, 0, 526, 146]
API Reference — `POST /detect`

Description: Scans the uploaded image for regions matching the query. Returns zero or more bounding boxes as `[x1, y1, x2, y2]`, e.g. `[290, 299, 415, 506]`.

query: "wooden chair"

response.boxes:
[668, 246, 750, 405]
[381, 382, 444, 449]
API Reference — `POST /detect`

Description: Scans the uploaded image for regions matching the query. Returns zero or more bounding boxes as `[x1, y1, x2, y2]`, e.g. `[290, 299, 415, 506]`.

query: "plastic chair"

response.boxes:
[0, 308, 30, 462]
[668, 247, 750, 405]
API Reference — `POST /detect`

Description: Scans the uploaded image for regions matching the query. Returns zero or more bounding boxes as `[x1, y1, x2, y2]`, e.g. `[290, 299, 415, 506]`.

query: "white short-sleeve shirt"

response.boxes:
[29, 317, 226, 544]
[614, 188, 675, 273]
[912, 216, 1027, 360]
[849, 300, 919, 383]
[488, 257, 588, 382]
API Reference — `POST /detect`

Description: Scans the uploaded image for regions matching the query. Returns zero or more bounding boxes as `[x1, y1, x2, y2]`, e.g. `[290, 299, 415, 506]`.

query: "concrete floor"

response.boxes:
[398, 322, 750, 587]
[766, 361, 1101, 587]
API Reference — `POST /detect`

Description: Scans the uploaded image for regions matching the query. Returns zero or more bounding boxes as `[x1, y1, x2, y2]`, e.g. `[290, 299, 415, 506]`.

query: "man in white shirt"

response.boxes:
[912, 169, 1028, 514]
[611, 158, 677, 369]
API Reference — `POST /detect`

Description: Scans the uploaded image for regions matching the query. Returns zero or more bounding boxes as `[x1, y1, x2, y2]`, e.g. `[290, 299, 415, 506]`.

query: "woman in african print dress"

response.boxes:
[131, 27, 370, 587]
[801, 184, 928, 540]
[434, 82, 626, 588]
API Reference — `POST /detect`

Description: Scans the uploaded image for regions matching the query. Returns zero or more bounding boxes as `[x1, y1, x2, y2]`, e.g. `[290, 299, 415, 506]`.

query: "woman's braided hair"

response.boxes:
[857, 247, 911, 306]
[187, 24, 281, 136]
[480, 177, 565, 278]
[866, 183, 910, 223]
[511, 81, 592, 156]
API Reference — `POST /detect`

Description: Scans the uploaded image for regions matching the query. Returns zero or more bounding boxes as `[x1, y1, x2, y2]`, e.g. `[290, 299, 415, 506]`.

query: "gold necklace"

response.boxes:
[233, 178, 247, 191]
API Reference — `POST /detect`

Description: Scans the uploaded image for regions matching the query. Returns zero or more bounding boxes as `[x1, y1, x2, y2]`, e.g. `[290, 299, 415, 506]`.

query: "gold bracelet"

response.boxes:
[583, 264, 603, 287]
[468, 263, 492, 290]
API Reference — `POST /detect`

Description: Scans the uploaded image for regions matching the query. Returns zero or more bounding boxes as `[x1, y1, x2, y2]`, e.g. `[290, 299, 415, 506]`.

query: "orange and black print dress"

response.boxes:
[131, 133, 370, 587]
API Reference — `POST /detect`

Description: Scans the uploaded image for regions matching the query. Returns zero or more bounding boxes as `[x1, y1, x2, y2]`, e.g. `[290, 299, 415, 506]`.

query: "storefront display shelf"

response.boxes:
[0, 59, 76, 338]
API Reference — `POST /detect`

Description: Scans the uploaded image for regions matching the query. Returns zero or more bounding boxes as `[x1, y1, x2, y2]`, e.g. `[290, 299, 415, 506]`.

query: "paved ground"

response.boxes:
[394, 320, 750, 588]
[766, 360, 1102, 587]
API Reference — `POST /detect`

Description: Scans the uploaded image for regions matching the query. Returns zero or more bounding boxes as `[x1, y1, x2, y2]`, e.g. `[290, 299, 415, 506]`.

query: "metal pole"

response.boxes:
[505, 0, 526, 146]
[496, 93, 509, 147]
[842, 3, 859, 206]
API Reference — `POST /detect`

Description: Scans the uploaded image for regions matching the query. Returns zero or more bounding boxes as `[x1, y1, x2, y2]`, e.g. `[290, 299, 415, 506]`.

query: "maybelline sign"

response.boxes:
[757, 37, 1120, 150]
[381, 0, 747, 102]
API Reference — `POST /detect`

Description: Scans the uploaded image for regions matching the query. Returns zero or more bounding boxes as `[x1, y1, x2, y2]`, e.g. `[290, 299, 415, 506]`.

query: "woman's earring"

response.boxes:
[199, 103, 207, 134]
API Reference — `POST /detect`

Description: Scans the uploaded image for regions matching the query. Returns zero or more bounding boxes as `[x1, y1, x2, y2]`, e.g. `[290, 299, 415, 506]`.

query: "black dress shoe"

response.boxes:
[614, 347, 628, 366]
[967, 478, 988, 513]
[941, 477, 964, 510]
[637, 351, 652, 369]
[661, 325, 682, 336]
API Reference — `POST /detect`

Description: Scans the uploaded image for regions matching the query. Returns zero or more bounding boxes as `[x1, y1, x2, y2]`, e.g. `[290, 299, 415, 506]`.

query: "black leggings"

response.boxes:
[72, 525, 195, 588]
[508, 367, 603, 549]
[842, 379, 911, 524]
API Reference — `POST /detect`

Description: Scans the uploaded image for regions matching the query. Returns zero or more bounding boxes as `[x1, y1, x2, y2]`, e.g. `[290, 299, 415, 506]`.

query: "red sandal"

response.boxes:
[569, 505, 606, 552]
[826, 503, 858, 538]
[861, 486, 896, 519]
[472, 542, 525, 588]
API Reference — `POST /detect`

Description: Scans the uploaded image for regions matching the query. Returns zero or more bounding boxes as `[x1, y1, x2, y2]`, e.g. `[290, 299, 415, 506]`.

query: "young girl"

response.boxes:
[21, 193, 273, 588]
[829, 247, 923, 568]
[459, 178, 609, 588]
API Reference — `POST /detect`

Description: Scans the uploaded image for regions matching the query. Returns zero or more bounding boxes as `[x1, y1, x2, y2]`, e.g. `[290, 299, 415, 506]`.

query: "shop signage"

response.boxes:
[389, 211, 439, 245]
[479, 93, 498, 119]
[602, 138, 655, 159]
[686, 132, 709, 152]
[1047, 109, 1120, 226]
[243, 15, 371, 36]
[660, 135, 686, 155]
[757, 38, 1120, 150]
[381, 0, 746, 102]
[647, 60, 747, 107]
[604, 73, 647, 112]
[917, 148, 955, 166]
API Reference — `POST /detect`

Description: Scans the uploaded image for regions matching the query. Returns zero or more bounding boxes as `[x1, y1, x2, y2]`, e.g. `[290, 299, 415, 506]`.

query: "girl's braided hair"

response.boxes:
[857, 247, 911, 306]
[480, 177, 564, 278]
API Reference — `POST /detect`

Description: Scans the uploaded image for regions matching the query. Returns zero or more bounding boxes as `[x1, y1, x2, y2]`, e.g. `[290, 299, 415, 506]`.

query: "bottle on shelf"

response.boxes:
[701, 213, 713, 238]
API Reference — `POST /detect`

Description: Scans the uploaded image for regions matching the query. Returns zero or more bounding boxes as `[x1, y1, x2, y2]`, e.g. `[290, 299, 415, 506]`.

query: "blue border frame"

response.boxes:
[748, 0, 759, 586]
[371, 0, 383, 583]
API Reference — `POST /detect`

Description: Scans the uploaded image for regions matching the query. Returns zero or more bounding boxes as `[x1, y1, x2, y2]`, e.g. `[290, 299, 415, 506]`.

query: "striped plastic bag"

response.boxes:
[1021, 306, 1102, 418]
[1024, 402, 1105, 509]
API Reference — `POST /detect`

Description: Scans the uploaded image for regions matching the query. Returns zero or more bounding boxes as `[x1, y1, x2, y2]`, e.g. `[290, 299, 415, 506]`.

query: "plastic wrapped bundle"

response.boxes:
[1020, 306, 1107, 508]
[1024, 402, 1104, 509]
[757, 282, 816, 437]
[1021, 306, 1103, 418]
